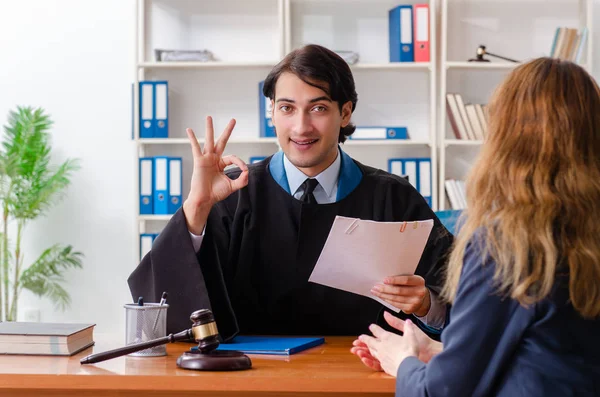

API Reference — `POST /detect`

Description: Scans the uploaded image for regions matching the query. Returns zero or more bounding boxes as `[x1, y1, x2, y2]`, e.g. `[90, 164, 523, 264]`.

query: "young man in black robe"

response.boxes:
[128, 44, 453, 341]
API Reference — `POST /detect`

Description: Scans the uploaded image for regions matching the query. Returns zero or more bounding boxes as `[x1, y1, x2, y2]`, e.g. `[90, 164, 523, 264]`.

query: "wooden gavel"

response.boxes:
[80, 309, 251, 371]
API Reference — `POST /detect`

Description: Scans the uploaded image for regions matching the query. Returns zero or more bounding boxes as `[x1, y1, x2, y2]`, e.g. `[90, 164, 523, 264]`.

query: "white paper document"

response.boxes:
[308, 216, 434, 312]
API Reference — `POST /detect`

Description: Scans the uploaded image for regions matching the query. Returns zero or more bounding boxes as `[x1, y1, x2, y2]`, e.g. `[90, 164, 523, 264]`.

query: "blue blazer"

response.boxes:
[397, 239, 600, 396]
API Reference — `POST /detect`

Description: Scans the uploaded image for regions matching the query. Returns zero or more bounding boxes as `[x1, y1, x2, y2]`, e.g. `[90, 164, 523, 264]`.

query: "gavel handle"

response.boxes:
[80, 329, 192, 364]
[486, 51, 519, 63]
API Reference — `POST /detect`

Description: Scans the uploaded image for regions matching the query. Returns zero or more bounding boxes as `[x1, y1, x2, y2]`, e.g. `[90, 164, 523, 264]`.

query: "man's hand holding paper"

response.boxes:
[371, 275, 430, 316]
[308, 216, 434, 313]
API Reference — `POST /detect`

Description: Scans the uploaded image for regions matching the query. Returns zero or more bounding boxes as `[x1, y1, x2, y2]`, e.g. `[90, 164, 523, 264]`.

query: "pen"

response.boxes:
[135, 296, 144, 343]
[152, 292, 168, 335]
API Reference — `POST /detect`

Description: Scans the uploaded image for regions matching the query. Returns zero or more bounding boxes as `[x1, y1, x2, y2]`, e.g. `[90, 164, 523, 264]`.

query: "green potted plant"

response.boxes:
[0, 106, 83, 321]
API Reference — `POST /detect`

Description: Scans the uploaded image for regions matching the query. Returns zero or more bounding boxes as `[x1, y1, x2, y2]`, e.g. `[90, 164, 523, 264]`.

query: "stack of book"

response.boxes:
[445, 179, 467, 210]
[0, 322, 95, 356]
[446, 93, 488, 141]
[550, 27, 588, 63]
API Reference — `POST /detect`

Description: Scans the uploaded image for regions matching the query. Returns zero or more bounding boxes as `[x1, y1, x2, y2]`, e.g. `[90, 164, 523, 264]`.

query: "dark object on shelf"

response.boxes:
[335, 50, 360, 65]
[468, 45, 519, 63]
[155, 49, 215, 62]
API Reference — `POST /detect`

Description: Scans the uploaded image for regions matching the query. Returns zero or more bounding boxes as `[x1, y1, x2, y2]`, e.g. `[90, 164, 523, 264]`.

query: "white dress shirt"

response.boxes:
[283, 150, 340, 203]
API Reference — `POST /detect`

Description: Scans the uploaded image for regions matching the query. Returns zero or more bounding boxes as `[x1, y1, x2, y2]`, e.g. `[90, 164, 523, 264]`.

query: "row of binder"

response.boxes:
[138, 155, 430, 216]
[139, 156, 182, 215]
[139, 81, 169, 138]
[389, 4, 430, 63]
[138, 79, 412, 141]
[388, 157, 432, 206]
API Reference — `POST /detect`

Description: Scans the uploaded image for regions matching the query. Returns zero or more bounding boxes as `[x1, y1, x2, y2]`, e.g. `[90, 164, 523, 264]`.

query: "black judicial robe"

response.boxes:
[128, 149, 453, 340]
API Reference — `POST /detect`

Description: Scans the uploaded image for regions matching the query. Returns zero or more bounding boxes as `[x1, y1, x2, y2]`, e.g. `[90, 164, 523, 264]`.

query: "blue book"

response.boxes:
[153, 81, 169, 138]
[388, 157, 432, 207]
[139, 81, 155, 138]
[210, 336, 325, 356]
[350, 126, 408, 140]
[167, 157, 182, 214]
[389, 5, 414, 62]
[153, 156, 169, 215]
[249, 156, 267, 164]
[258, 81, 276, 137]
[139, 157, 153, 214]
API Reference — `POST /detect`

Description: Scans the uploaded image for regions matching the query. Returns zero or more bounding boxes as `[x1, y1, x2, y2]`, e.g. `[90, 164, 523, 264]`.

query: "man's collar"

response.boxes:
[268, 146, 362, 201]
[283, 150, 340, 197]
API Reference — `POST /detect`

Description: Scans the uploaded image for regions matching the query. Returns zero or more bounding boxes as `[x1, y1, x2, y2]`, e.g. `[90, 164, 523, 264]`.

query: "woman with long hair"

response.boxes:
[352, 57, 600, 396]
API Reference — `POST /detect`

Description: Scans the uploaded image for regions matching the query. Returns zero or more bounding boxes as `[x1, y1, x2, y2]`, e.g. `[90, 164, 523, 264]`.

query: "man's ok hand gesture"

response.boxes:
[183, 116, 249, 235]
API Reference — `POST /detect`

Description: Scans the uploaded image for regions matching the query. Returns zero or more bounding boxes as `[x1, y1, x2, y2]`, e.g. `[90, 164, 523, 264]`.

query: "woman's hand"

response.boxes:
[351, 312, 443, 375]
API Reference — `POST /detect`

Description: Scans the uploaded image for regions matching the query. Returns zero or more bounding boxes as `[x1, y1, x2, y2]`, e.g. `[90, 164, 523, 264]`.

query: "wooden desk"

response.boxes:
[0, 335, 395, 396]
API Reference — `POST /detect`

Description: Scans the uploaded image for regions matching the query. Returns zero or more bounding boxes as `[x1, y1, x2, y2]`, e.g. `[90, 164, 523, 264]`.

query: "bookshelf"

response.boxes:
[285, 0, 438, 208]
[438, 0, 594, 210]
[133, 0, 439, 258]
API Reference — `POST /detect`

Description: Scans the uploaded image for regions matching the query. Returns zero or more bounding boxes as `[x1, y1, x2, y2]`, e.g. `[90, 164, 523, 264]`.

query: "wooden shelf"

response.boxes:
[445, 62, 520, 70]
[138, 138, 431, 146]
[138, 215, 172, 221]
[344, 140, 431, 146]
[351, 62, 431, 70]
[444, 140, 484, 147]
[138, 61, 432, 71]
[137, 138, 279, 145]
[138, 61, 278, 69]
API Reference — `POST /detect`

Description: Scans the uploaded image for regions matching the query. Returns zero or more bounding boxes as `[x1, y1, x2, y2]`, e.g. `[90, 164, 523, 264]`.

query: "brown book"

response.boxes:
[560, 28, 577, 60]
[465, 104, 484, 140]
[482, 104, 490, 124]
[475, 104, 488, 138]
[553, 27, 566, 58]
[0, 322, 95, 356]
[446, 93, 468, 140]
[454, 94, 475, 140]
[569, 31, 582, 61]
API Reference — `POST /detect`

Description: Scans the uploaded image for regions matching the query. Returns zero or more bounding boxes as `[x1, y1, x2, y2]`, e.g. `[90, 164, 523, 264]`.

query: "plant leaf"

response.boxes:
[19, 245, 83, 311]
[0, 106, 80, 220]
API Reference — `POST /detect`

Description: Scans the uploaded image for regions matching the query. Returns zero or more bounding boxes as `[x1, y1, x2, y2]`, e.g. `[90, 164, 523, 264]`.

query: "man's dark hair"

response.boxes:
[263, 44, 358, 143]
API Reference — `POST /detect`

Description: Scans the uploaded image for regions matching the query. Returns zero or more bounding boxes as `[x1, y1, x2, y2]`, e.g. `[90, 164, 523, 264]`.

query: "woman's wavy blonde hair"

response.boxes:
[441, 58, 600, 318]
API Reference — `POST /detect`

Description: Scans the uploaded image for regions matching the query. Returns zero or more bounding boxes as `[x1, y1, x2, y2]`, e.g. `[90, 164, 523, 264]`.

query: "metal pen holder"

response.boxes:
[124, 303, 169, 357]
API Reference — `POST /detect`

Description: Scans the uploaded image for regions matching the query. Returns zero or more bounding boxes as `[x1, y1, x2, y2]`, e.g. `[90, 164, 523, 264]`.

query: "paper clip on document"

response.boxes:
[399, 221, 420, 233]
[345, 219, 360, 234]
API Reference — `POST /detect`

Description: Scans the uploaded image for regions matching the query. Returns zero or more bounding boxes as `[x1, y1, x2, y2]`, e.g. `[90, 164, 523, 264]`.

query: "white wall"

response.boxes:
[0, 0, 598, 335]
[0, 0, 136, 333]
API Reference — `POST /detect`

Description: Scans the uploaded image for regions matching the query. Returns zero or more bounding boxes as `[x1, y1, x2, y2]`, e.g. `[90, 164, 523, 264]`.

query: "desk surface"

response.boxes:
[0, 335, 395, 396]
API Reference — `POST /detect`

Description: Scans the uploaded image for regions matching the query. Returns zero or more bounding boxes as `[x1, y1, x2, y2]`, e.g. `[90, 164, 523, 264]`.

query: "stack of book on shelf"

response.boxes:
[550, 27, 588, 63]
[0, 322, 95, 356]
[446, 93, 488, 141]
[445, 179, 467, 210]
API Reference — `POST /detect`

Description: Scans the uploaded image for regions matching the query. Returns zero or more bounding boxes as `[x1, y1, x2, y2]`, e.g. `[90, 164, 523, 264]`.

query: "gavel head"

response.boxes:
[190, 309, 221, 353]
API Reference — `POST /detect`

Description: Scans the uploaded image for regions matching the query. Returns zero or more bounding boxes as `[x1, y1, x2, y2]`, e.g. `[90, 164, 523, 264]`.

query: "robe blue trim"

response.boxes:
[268, 147, 362, 201]
[268, 150, 291, 194]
